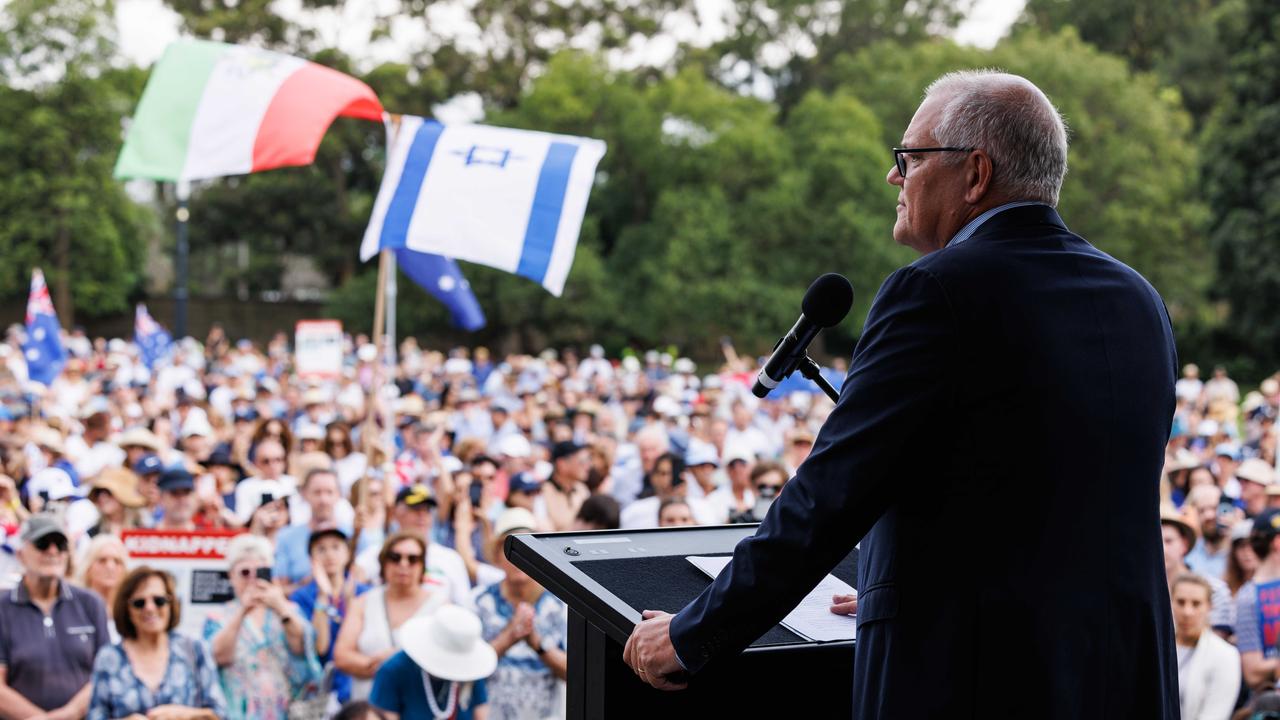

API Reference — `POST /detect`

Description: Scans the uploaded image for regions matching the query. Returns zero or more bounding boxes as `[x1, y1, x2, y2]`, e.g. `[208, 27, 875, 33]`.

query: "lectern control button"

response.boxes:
[564, 546, 581, 556]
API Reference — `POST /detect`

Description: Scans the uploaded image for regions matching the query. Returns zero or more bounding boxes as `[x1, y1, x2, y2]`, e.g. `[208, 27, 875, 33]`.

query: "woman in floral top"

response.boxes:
[203, 534, 321, 720]
[87, 566, 226, 720]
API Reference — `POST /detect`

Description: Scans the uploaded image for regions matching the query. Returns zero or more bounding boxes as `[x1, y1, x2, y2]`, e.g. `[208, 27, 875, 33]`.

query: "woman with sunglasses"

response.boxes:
[203, 534, 321, 719]
[334, 532, 448, 701]
[87, 566, 227, 720]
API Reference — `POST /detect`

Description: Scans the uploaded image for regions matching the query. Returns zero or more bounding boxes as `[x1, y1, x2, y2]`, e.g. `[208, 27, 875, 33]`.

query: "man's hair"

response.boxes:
[576, 493, 621, 530]
[924, 70, 1069, 206]
[302, 466, 337, 490]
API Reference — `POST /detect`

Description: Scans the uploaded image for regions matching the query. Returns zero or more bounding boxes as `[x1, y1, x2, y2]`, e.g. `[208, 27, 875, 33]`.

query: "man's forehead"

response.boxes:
[902, 97, 945, 144]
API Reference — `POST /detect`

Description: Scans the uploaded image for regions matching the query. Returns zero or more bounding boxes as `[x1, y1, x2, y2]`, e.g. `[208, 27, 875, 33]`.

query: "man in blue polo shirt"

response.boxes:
[275, 468, 348, 587]
[0, 514, 108, 717]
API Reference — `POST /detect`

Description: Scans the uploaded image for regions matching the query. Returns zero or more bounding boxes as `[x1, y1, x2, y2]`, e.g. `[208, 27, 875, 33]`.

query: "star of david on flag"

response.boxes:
[23, 268, 66, 386]
[361, 116, 607, 297]
[135, 303, 174, 370]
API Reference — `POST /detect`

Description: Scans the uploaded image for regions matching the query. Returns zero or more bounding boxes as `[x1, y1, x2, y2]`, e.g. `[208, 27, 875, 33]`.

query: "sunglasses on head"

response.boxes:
[130, 595, 170, 610]
[385, 551, 424, 566]
[34, 535, 68, 553]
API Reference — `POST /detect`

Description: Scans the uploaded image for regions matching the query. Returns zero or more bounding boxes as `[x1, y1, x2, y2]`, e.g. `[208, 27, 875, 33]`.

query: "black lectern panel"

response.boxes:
[506, 525, 857, 719]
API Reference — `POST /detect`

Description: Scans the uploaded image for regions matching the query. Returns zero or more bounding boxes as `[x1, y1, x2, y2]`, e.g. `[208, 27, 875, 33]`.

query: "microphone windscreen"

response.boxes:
[801, 273, 854, 328]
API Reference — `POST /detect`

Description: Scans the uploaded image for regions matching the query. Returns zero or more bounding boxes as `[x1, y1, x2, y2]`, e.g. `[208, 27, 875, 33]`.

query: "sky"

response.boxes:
[116, 0, 1029, 69]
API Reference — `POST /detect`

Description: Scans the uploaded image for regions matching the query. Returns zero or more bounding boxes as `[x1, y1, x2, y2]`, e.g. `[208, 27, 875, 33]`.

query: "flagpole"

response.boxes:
[174, 180, 191, 339]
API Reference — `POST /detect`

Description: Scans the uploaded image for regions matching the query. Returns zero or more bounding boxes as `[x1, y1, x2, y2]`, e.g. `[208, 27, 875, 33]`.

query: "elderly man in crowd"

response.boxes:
[0, 515, 108, 720]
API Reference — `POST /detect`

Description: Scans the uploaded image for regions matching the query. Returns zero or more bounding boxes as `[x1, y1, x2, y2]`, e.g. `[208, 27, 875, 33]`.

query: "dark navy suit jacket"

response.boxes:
[669, 205, 1180, 718]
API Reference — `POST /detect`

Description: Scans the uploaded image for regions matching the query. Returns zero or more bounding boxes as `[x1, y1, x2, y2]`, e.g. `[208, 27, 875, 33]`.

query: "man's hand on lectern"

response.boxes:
[623, 610, 689, 691]
[830, 591, 858, 616]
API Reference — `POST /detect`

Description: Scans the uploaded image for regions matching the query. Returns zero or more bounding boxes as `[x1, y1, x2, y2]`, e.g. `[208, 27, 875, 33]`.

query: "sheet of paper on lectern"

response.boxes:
[686, 555, 856, 642]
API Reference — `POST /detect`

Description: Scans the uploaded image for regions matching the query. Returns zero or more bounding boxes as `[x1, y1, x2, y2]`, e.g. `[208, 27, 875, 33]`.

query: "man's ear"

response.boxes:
[962, 150, 995, 205]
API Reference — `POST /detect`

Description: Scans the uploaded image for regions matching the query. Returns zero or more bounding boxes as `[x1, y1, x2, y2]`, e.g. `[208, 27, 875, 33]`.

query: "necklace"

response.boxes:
[421, 670, 458, 719]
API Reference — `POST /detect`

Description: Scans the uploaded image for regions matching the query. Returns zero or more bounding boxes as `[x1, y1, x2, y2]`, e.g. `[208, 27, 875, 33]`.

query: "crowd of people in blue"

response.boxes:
[0, 326, 837, 719]
[1, 321, 1276, 719]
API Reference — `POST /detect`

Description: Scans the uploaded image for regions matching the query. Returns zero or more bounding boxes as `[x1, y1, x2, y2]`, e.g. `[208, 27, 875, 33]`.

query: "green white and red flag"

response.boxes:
[114, 39, 383, 182]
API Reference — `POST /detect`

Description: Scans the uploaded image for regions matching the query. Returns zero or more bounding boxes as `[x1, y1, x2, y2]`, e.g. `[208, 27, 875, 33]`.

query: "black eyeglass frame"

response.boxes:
[129, 595, 171, 610]
[892, 146, 975, 178]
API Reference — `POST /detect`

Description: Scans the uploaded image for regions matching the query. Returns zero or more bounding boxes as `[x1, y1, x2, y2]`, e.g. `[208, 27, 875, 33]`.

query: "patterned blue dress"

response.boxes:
[87, 632, 227, 720]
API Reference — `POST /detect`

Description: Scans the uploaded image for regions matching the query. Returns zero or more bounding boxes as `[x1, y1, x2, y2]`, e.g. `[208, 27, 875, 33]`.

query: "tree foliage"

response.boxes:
[1200, 0, 1280, 374]
[0, 0, 150, 323]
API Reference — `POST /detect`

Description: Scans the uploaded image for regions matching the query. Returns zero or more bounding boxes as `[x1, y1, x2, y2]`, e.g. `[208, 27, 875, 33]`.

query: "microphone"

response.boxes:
[752, 273, 853, 399]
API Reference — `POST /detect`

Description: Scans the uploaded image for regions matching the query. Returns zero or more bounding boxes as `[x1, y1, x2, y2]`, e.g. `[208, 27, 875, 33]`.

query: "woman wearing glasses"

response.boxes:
[87, 566, 227, 720]
[203, 534, 321, 719]
[334, 532, 448, 701]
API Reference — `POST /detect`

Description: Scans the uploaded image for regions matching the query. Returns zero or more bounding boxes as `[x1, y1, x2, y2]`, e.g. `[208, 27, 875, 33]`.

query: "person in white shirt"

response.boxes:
[722, 401, 771, 463]
[1175, 364, 1204, 407]
[684, 443, 728, 524]
[620, 453, 719, 529]
[1171, 573, 1240, 720]
[233, 439, 297, 525]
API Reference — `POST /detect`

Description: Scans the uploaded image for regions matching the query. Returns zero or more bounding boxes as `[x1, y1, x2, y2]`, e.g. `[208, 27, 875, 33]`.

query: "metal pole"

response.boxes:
[174, 180, 191, 339]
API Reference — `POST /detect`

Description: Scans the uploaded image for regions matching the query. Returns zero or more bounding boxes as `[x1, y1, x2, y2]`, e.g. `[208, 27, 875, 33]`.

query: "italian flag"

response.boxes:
[115, 39, 384, 183]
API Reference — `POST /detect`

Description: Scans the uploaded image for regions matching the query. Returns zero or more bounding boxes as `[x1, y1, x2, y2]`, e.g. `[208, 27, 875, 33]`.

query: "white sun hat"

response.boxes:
[401, 605, 498, 682]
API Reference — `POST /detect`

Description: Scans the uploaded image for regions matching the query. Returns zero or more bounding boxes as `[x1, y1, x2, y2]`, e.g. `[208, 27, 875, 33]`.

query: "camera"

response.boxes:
[255, 567, 272, 582]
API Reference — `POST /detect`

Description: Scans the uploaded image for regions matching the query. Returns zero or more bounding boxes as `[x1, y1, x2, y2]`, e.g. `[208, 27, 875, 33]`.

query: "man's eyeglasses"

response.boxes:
[892, 147, 974, 178]
[385, 551, 424, 566]
[259, 456, 286, 465]
[34, 535, 68, 553]
[130, 595, 170, 610]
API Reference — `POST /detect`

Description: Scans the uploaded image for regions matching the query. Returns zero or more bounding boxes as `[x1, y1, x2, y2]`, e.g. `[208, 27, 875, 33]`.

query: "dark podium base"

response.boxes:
[567, 608, 854, 717]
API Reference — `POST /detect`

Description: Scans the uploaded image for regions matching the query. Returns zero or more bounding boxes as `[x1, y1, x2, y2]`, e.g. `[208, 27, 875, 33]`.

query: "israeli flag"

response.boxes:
[361, 116, 607, 296]
[22, 268, 66, 386]
[134, 303, 174, 370]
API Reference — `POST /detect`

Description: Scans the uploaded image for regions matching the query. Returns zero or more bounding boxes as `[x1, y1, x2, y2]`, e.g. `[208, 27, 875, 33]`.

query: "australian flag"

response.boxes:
[134, 303, 173, 369]
[396, 250, 486, 331]
[22, 268, 66, 386]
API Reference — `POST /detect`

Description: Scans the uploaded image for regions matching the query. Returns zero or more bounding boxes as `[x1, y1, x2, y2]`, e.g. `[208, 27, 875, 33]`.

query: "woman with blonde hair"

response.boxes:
[334, 531, 448, 701]
[76, 534, 130, 636]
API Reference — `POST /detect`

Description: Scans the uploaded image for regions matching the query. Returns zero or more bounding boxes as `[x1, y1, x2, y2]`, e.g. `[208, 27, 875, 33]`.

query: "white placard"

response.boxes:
[121, 529, 244, 637]
[295, 319, 343, 380]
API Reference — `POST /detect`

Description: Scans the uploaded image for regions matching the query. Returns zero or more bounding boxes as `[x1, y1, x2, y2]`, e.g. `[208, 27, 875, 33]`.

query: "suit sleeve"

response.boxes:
[669, 265, 957, 673]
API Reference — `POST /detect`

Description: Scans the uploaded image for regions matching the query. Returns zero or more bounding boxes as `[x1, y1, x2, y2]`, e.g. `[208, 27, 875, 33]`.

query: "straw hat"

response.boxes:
[401, 605, 497, 682]
[1237, 458, 1276, 487]
[31, 427, 65, 455]
[1159, 508, 1196, 553]
[90, 467, 146, 508]
[115, 427, 164, 453]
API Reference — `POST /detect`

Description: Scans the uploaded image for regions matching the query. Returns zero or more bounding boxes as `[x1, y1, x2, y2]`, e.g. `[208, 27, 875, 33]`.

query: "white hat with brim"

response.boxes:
[401, 606, 498, 682]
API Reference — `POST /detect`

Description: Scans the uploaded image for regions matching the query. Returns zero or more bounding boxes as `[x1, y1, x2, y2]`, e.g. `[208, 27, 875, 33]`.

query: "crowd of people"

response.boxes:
[1161, 363, 1280, 719]
[0, 325, 838, 719]
[3, 322, 1279, 719]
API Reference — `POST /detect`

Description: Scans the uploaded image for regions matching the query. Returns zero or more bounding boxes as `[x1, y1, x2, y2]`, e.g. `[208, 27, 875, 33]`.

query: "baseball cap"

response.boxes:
[550, 441, 586, 463]
[157, 468, 195, 493]
[308, 526, 350, 553]
[233, 407, 259, 423]
[508, 472, 542, 495]
[1215, 443, 1242, 461]
[20, 513, 67, 546]
[494, 434, 532, 459]
[205, 446, 235, 468]
[1252, 509, 1280, 545]
[133, 454, 163, 476]
[685, 442, 720, 468]
[395, 484, 437, 508]
[27, 467, 80, 501]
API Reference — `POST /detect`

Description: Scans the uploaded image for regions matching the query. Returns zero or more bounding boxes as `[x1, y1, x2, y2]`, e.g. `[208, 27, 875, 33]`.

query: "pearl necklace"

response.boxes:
[421, 670, 458, 719]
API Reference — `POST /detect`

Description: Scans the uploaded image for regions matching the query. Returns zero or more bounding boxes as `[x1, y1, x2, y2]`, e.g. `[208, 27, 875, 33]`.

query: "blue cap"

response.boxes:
[508, 472, 542, 495]
[158, 468, 195, 493]
[233, 407, 259, 423]
[133, 454, 163, 476]
[1215, 442, 1242, 461]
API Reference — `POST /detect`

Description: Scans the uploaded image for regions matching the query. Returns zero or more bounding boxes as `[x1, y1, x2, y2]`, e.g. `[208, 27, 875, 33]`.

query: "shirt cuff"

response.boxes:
[672, 643, 690, 672]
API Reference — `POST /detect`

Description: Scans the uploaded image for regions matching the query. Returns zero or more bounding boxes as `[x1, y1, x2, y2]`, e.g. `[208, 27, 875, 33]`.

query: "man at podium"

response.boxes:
[624, 70, 1180, 718]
